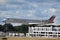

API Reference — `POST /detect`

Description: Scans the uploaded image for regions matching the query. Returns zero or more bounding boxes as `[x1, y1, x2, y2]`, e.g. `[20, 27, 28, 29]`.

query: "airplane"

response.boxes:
[2, 15, 56, 26]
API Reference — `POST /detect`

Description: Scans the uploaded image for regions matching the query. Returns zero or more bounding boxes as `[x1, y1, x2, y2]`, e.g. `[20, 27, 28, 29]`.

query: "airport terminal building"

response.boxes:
[26, 26, 60, 38]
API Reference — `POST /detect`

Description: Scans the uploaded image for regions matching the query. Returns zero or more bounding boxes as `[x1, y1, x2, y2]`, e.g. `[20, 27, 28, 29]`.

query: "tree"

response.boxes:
[3, 23, 14, 32]
[14, 24, 28, 36]
[20, 25, 28, 36]
[0, 25, 3, 31]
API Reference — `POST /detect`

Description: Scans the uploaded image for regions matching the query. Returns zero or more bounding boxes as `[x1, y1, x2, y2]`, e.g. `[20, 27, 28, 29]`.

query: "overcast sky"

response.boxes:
[0, 0, 60, 25]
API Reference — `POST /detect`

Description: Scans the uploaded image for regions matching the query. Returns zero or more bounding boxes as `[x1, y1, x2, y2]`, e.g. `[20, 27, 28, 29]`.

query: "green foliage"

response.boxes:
[3, 23, 14, 32]
[0, 25, 3, 31]
[0, 23, 28, 34]
[14, 25, 28, 33]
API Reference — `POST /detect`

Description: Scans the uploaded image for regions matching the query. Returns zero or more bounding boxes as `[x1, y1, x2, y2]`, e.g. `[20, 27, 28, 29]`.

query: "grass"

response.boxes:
[0, 37, 59, 40]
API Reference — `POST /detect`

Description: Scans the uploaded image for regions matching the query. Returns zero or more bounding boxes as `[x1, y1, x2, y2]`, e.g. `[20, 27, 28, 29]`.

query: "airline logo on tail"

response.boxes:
[48, 15, 56, 23]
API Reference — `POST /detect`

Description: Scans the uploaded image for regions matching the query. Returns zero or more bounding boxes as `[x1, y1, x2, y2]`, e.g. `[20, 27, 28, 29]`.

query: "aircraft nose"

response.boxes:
[2, 19, 6, 22]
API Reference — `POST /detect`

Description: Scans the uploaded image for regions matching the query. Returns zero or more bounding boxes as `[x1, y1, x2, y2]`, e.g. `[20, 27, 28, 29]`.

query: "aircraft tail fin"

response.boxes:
[48, 15, 56, 23]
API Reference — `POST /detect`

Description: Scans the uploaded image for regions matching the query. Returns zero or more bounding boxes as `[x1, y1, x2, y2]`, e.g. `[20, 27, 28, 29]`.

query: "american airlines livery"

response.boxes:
[2, 15, 56, 25]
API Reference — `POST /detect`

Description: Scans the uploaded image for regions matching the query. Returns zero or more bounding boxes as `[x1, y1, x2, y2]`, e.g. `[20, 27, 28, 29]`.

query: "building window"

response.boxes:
[53, 35, 57, 37]
[39, 34, 40, 36]
[34, 32, 36, 33]
[53, 29, 57, 31]
[41, 35, 45, 36]
[38, 28, 40, 30]
[41, 32, 45, 34]
[48, 32, 52, 34]
[58, 35, 60, 37]
[58, 32, 60, 34]
[42, 28, 43, 30]
[49, 35, 52, 37]
[46, 28, 47, 31]
[58, 29, 60, 31]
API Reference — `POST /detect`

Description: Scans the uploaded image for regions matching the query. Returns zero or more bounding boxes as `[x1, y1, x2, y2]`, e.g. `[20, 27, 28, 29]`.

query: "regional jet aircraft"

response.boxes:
[2, 15, 56, 25]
